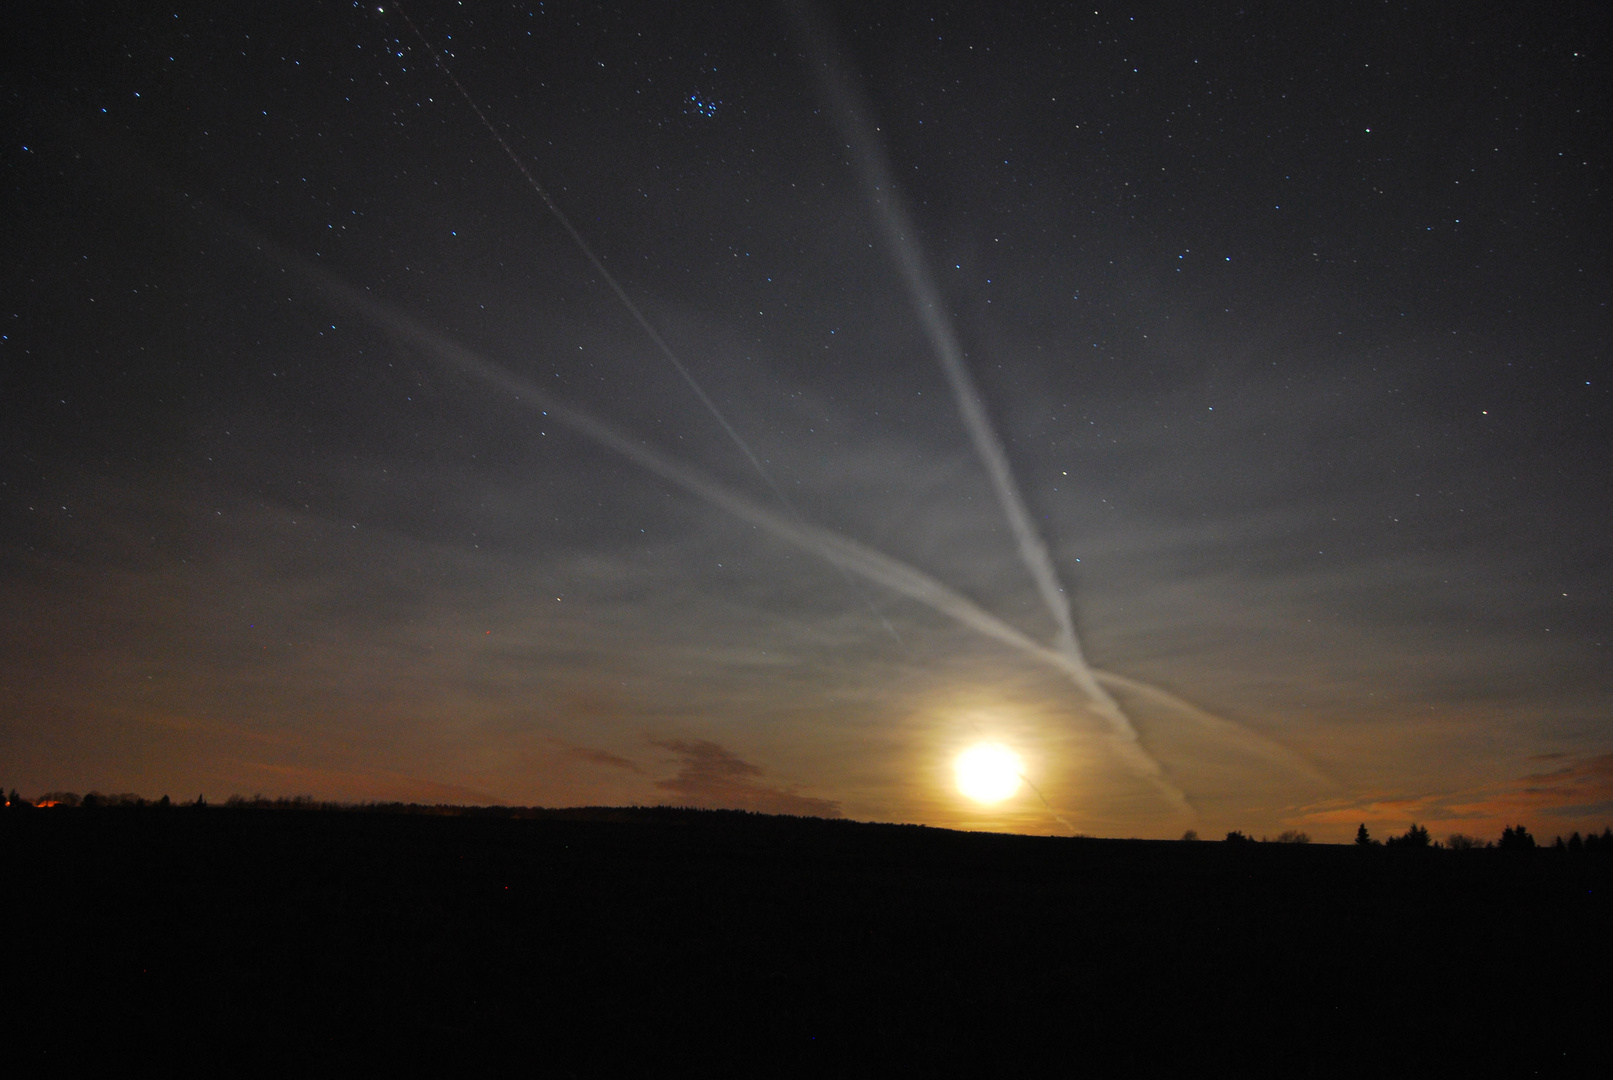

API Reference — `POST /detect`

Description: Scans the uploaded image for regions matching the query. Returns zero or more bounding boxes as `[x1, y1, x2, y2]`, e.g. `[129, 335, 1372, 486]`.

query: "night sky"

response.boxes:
[4, 1, 1609, 839]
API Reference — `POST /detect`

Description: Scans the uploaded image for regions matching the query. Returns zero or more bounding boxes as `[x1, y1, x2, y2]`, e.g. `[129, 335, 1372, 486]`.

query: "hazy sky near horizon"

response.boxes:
[3, 1, 1609, 839]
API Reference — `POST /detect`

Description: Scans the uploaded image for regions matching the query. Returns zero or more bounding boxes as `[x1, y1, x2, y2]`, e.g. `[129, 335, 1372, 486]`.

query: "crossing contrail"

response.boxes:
[222, 8, 1335, 822]
[1092, 671, 1335, 790]
[271, 255, 1211, 810]
[387, 3, 904, 646]
[388, 4, 765, 491]
[266, 228, 1334, 806]
[387, 1, 1181, 811]
[785, 3, 1169, 791]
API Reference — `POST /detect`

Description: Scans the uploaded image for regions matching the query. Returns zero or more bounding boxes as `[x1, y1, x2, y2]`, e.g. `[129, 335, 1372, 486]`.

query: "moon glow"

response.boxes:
[954, 744, 1025, 804]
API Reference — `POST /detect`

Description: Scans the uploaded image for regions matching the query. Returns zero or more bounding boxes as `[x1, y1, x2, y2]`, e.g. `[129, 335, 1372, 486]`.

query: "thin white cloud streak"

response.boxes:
[782, 4, 1076, 651]
[392, 4, 904, 647]
[1094, 672, 1334, 790]
[283, 261, 1200, 811]
[785, 3, 1175, 794]
[391, 4, 765, 496]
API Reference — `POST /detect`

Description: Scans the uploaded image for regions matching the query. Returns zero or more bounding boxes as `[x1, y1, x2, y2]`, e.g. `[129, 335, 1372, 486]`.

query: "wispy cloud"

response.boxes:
[1453, 754, 1613, 822]
[1296, 751, 1613, 840]
[554, 741, 644, 774]
[651, 738, 841, 818]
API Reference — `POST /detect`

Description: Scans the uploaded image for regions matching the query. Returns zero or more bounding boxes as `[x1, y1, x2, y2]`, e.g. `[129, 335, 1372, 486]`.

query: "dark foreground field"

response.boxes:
[3, 807, 1608, 1076]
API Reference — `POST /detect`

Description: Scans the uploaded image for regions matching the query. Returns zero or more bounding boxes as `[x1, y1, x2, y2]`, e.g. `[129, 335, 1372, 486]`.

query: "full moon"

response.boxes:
[954, 743, 1025, 804]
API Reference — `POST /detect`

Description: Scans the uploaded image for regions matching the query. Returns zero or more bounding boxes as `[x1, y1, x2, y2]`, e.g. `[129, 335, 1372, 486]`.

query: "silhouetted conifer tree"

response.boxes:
[1385, 823, 1431, 848]
[1354, 823, 1376, 846]
[1499, 825, 1535, 850]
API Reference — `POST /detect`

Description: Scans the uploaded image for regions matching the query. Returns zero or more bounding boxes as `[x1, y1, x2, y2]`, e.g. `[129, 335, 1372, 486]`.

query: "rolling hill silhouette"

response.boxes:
[3, 804, 1608, 1075]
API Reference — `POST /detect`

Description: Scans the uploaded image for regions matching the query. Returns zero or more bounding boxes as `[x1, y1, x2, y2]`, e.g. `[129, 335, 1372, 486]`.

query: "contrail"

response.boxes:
[785, 4, 1162, 779]
[277, 254, 1191, 812]
[383, 4, 1191, 810]
[1093, 671, 1336, 790]
[1019, 774, 1081, 835]
[387, 4, 766, 490]
[281, 247, 1334, 806]
[387, 2, 903, 645]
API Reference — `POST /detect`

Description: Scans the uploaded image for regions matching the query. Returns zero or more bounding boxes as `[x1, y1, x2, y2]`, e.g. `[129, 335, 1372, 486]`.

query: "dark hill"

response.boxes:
[3, 806, 1607, 1076]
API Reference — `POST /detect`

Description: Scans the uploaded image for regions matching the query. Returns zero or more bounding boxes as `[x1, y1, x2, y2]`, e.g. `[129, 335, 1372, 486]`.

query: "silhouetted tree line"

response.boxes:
[1220, 829, 1311, 843]
[3, 790, 177, 810]
[1383, 823, 1432, 848]
[7, 788, 1613, 854]
[0, 792, 847, 826]
[1552, 829, 1613, 852]
[1343, 822, 1613, 852]
[1205, 821, 1613, 852]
